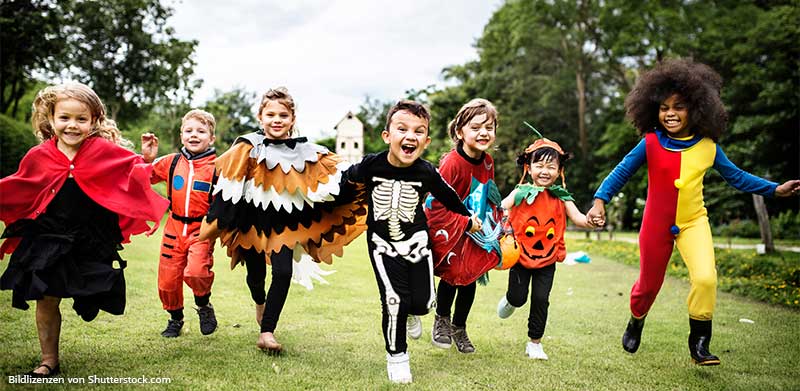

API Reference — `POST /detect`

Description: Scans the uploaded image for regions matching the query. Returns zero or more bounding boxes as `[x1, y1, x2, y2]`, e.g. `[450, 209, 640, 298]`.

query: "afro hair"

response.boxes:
[624, 58, 728, 141]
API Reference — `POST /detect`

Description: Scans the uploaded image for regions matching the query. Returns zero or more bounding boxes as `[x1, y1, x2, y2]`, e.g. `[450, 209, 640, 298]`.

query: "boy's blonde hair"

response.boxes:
[31, 82, 131, 148]
[257, 87, 296, 135]
[182, 109, 216, 135]
[448, 98, 498, 144]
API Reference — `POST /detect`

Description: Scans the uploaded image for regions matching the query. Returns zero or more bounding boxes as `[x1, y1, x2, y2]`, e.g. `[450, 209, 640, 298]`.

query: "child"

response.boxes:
[140, 109, 218, 338]
[0, 82, 169, 377]
[200, 87, 366, 354]
[345, 100, 481, 384]
[496, 131, 596, 360]
[424, 98, 502, 354]
[585, 58, 800, 365]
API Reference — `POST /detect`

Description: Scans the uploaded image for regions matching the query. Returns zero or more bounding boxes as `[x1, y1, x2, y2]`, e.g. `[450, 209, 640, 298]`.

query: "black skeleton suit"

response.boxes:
[346, 151, 471, 354]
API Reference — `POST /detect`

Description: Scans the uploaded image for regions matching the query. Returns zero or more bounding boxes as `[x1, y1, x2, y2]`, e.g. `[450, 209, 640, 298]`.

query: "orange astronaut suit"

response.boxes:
[151, 148, 216, 311]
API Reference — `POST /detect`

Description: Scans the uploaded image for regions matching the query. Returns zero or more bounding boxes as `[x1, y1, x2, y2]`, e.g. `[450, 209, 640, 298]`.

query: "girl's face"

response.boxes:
[52, 98, 93, 156]
[529, 157, 560, 187]
[659, 94, 690, 138]
[259, 100, 295, 140]
[457, 113, 496, 159]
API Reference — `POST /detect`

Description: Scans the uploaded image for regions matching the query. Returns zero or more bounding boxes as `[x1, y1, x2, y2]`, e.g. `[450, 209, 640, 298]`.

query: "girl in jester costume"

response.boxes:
[200, 87, 367, 354]
[496, 124, 597, 360]
[585, 58, 800, 365]
[424, 98, 503, 354]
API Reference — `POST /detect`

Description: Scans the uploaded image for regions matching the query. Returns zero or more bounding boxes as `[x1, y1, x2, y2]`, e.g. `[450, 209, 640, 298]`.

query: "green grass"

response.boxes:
[1, 229, 799, 390]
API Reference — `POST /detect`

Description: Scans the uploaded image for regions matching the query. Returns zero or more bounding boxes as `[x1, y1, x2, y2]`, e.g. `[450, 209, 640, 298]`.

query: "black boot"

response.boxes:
[689, 319, 720, 366]
[622, 314, 646, 353]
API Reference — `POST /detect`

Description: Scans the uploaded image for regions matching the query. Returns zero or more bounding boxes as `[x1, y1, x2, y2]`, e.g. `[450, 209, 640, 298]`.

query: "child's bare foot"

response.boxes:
[257, 332, 282, 354]
[255, 303, 265, 326]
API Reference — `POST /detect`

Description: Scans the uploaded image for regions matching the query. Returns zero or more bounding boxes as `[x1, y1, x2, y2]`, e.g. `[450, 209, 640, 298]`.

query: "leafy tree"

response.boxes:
[202, 88, 260, 152]
[355, 95, 393, 154]
[0, 0, 66, 116]
[52, 0, 198, 124]
[425, 0, 798, 230]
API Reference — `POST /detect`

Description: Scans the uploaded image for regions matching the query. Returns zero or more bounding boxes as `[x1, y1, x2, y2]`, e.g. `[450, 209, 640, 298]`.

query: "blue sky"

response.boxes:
[169, 0, 501, 139]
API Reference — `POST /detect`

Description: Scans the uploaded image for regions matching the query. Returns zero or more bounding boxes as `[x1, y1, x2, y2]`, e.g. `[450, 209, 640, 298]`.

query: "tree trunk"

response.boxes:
[752, 194, 774, 253]
[575, 66, 588, 156]
[9, 78, 20, 117]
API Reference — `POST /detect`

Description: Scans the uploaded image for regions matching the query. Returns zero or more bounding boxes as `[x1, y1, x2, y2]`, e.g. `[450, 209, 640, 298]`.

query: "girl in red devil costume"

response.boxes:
[496, 127, 596, 360]
[424, 98, 502, 354]
[0, 82, 169, 377]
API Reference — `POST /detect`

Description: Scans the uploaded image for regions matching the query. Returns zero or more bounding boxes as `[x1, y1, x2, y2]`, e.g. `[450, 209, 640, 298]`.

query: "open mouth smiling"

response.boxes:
[401, 144, 417, 154]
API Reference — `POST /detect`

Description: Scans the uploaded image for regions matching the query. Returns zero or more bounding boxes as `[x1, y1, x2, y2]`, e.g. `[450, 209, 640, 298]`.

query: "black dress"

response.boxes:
[0, 178, 126, 321]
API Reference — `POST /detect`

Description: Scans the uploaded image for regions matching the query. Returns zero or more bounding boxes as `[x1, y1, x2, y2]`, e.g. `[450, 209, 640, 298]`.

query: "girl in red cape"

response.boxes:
[0, 82, 169, 377]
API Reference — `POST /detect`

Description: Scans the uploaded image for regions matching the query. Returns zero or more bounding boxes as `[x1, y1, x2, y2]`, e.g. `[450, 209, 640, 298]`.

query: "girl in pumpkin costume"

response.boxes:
[496, 128, 596, 360]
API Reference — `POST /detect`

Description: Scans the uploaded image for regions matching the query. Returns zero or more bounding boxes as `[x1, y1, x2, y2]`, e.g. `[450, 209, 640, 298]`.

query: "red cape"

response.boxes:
[0, 137, 169, 257]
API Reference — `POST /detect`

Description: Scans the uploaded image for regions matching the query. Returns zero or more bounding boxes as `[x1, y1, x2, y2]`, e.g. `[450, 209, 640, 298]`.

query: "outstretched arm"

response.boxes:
[565, 200, 595, 229]
[775, 180, 800, 197]
[141, 132, 159, 163]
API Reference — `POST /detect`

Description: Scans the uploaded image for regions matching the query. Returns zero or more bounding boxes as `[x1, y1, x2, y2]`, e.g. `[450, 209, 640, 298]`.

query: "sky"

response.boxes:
[168, 0, 501, 140]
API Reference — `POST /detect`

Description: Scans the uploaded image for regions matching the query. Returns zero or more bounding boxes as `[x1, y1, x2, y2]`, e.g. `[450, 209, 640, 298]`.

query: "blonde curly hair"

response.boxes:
[31, 82, 132, 149]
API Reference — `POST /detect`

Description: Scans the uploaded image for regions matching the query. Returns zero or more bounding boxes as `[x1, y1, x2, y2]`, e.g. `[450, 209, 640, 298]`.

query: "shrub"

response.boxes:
[713, 219, 761, 238]
[0, 114, 38, 177]
[771, 210, 800, 240]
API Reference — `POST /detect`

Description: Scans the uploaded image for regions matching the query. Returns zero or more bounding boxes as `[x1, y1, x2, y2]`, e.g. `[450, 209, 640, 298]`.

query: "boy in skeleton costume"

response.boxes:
[345, 100, 481, 384]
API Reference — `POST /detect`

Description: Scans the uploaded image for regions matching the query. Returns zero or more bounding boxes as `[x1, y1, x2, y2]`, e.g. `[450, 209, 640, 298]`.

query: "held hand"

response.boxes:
[586, 199, 606, 228]
[141, 132, 159, 163]
[775, 179, 800, 197]
[468, 214, 482, 233]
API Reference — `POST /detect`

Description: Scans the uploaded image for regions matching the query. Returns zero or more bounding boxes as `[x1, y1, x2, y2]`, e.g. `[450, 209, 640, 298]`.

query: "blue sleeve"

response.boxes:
[594, 139, 647, 202]
[712, 146, 777, 197]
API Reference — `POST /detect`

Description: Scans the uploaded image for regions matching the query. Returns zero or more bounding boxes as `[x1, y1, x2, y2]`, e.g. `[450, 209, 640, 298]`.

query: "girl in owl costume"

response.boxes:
[200, 88, 366, 353]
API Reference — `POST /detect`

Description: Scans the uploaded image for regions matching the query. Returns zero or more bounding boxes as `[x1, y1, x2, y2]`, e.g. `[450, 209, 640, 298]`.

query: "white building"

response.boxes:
[334, 111, 364, 163]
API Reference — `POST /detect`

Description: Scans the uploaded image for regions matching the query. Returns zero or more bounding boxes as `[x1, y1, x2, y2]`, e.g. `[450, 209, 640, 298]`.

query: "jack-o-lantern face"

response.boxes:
[518, 216, 558, 260]
[509, 192, 566, 265]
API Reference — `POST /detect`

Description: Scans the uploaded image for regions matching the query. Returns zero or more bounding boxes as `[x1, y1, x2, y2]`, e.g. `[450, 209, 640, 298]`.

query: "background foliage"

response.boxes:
[1, 0, 798, 234]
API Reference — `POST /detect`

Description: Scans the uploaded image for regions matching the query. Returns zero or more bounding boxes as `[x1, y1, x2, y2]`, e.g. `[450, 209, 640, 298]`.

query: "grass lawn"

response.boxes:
[1, 228, 799, 390]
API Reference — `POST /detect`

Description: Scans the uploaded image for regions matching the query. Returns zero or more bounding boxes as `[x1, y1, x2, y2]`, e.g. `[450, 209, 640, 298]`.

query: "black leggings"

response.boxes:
[368, 233, 435, 355]
[505, 262, 556, 340]
[435, 279, 476, 327]
[242, 246, 293, 333]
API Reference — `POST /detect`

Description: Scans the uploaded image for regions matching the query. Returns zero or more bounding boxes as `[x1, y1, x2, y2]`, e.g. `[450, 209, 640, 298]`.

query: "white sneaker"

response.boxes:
[386, 352, 413, 384]
[497, 296, 515, 319]
[525, 341, 549, 360]
[407, 315, 422, 340]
